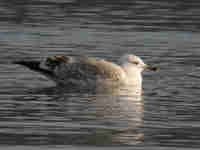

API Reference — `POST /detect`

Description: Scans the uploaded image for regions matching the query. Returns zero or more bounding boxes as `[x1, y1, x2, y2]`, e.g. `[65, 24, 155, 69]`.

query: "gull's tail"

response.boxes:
[13, 60, 54, 77]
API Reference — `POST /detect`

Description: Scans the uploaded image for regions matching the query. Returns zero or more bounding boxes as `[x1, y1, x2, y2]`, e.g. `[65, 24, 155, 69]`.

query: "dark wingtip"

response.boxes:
[14, 60, 54, 77]
[13, 60, 41, 70]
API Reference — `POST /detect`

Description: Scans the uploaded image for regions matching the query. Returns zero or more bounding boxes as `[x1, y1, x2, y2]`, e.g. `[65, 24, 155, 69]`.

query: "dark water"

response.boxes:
[0, 0, 200, 149]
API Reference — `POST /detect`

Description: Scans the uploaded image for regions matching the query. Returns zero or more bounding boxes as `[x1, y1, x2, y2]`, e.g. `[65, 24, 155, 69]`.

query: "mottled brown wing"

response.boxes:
[54, 56, 124, 81]
[79, 57, 124, 81]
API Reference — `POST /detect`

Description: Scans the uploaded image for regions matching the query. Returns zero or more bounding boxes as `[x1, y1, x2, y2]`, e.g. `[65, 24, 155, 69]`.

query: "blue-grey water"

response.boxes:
[0, 0, 200, 149]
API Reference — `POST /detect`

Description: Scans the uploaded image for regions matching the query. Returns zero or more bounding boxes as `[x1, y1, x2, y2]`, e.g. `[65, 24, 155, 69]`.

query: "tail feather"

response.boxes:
[13, 60, 54, 76]
[14, 60, 40, 69]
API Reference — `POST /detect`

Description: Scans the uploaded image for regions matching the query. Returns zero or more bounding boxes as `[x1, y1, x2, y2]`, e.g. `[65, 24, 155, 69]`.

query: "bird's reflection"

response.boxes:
[87, 85, 144, 145]
[13, 84, 145, 145]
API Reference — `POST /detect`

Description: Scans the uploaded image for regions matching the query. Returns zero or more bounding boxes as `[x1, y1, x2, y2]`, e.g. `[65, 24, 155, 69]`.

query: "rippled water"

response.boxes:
[0, 0, 200, 149]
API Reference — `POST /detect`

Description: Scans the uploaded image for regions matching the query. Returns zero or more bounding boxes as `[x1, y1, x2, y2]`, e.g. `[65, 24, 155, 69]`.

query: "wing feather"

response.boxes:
[53, 56, 125, 82]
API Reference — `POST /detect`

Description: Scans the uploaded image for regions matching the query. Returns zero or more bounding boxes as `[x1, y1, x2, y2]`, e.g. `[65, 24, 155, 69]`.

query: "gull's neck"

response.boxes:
[121, 62, 142, 88]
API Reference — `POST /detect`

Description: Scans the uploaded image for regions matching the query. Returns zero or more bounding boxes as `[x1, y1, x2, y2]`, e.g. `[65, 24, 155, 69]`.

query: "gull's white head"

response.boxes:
[118, 54, 157, 87]
[119, 54, 152, 72]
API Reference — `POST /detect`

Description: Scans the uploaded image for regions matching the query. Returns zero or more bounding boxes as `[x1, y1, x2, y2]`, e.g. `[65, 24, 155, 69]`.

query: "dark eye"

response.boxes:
[132, 61, 139, 65]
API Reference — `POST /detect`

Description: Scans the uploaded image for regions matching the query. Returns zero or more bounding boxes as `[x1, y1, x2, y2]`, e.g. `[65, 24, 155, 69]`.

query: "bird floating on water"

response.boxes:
[14, 54, 157, 92]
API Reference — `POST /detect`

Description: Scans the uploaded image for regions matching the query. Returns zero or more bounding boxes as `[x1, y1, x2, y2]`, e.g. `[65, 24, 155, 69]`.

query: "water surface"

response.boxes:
[0, 0, 200, 149]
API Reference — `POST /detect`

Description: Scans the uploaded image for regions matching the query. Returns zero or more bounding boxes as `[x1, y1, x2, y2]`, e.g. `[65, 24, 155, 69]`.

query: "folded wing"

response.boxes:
[52, 56, 125, 82]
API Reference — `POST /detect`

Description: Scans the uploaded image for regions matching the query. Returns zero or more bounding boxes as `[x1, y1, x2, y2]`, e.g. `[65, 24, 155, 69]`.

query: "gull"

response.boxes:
[14, 54, 157, 91]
